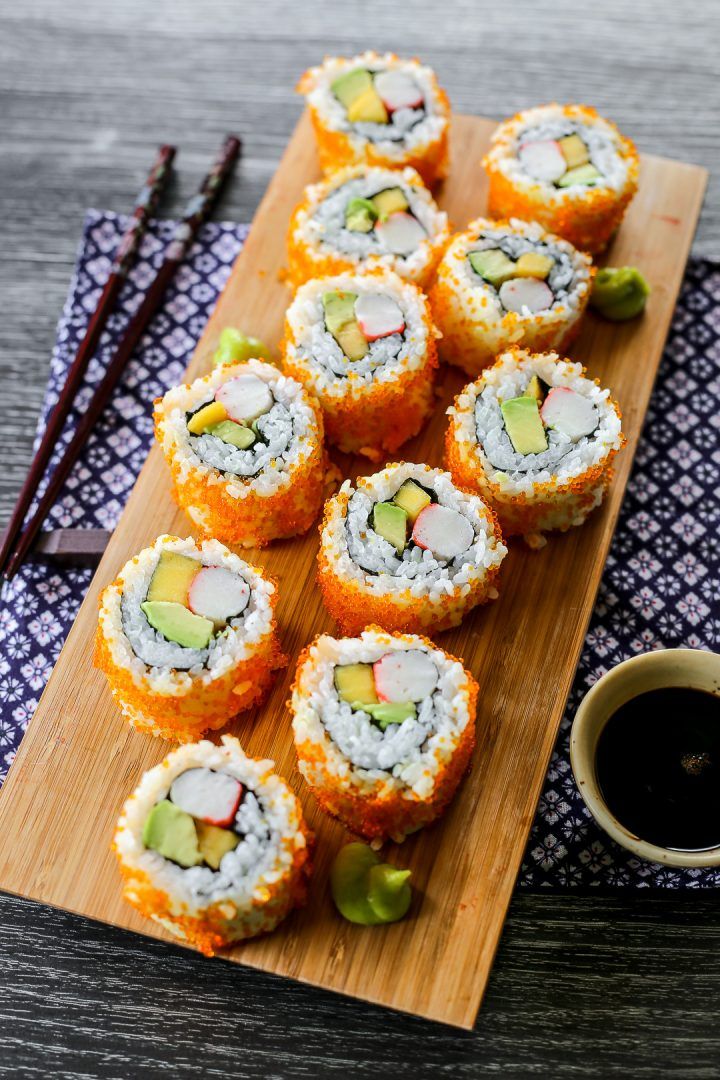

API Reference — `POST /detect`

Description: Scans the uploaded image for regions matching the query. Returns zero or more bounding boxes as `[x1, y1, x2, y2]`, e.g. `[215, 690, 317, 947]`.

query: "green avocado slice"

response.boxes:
[362, 701, 417, 730]
[330, 69, 372, 108]
[322, 291, 357, 335]
[468, 248, 517, 287]
[206, 419, 256, 449]
[345, 196, 378, 233]
[372, 502, 408, 554]
[322, 291, 369, 361]
[142, 799, 202, 867]
[557, 163, 601, 187]
[140, 600, 214, 649]
[500, 395, 548, 455]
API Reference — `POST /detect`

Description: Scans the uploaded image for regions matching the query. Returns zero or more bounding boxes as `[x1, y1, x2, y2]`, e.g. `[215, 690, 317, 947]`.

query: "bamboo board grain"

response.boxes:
[0, 112, 707, 1029]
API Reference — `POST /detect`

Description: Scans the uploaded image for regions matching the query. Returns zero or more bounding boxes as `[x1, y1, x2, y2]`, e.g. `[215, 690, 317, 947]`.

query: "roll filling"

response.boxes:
[292, 627, 478, 841]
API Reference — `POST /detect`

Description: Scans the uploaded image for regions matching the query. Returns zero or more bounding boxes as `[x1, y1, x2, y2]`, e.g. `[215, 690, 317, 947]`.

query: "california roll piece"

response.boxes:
[286, 165, 449, 290]
[154, 359, 325, 547]
[282, 271, 438, 458]
[445, 348, 625, 541]
[292, 626, 477, 842]
[95, 535, 285, 741]
[483, 104, 639, 254]
[318, 462, 506, 635]
[430, 217, 593, 377]
[114, 736, 312, 955]
[298, 52, 450, 187]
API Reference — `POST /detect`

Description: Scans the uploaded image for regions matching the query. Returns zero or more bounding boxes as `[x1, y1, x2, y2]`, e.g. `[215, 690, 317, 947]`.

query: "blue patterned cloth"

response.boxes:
[0, 211, 717, 888]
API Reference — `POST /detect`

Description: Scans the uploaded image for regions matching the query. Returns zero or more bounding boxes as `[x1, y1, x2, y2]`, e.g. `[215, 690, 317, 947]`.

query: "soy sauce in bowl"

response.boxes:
[595, 687, 720, 851]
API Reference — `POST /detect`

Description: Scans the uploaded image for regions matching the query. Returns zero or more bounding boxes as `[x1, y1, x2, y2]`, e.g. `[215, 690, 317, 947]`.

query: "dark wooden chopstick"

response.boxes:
[0, 143, 176, 578]
[0, 525, 111, 567]
[3, 134, 242, 581]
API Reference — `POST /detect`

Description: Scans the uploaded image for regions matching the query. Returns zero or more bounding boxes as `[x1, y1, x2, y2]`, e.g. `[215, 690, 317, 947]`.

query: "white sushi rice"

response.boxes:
[302, 52, 447, 157]
[324, 462, 507, 599]
[115, 736, 307, 913]
[487, 104, 631, 197]
[293, 166, 448, 279]
[99, 535, 276, 695]
[285, 271, 435, 393]
[156, 360, 319, 501]
[292, 628, 473, 798]
[457, 218, 592, 319]
[448, 349, 623, 496]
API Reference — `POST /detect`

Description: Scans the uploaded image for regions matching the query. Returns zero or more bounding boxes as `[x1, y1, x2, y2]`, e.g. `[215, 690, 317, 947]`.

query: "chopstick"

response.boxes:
[0, 143, 176, 578]
[3, 134, 242, 581]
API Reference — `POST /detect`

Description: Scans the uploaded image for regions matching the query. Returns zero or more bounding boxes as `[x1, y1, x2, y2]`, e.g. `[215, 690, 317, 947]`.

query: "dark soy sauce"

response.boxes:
[595, 687, 720, 851]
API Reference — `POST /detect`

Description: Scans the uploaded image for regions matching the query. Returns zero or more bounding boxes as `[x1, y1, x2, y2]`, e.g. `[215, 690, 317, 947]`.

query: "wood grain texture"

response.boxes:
[0, 109, 707, 1029]
[0, 0, 718, 1069]
[1, 890, 719, 1080]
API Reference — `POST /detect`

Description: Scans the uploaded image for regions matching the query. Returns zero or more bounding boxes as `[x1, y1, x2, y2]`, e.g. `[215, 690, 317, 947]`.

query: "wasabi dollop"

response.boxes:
[212, 326, 271, 367]
[330, 842, 412, 925]
[591, 266, 650, 321]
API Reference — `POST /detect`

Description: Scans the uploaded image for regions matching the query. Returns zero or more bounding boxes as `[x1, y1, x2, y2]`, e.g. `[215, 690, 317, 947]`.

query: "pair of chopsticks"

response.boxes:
[0, 135, 242, 581]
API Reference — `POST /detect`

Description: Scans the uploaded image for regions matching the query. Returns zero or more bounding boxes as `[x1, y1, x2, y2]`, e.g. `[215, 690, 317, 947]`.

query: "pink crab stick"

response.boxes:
[216, 373, 272, 423]
[412, 504, 475, 561]
[374, 70, 424, 112]
[188, 566, 250, 623]
[499, 277, 554, 314]
[540, 386, 599, 440]
[355, 293, 405, 340]
[373, 650, 439, 703]
[518, 139, 567, 183]
[169, 767, 243, 828]
[375, 211, 426, 256]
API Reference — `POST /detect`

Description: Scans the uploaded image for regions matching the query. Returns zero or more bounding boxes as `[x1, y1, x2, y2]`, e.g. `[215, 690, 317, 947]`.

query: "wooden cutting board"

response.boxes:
[0, 112, 706, 1029]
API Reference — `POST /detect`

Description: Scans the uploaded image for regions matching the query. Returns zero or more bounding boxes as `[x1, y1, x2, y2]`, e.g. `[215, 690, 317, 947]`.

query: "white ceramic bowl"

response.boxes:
[570, 648, 720, 868]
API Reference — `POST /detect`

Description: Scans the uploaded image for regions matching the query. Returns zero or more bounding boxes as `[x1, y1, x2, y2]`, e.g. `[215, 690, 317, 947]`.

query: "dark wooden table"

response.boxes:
[1, 2, 718, 1075]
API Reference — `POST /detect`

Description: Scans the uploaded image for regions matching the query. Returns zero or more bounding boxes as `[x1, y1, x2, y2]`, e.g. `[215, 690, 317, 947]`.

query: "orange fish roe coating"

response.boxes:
[429, 216, 594, 378]
[114, 738, 312, 955]
[483, 105, 639, 254]
[444, 348, 626, 539]
[317, 462, 507, 636]
[307, 117, 450, 189]
[94, 627, 283, 742]
[285, 165, 450, 290]
[291, 626, 478, 842]
[297, 53, 450, 188]
[154, 360, 326, 547]
[94, 535, 286, 741]
[282, 270, 439, 458]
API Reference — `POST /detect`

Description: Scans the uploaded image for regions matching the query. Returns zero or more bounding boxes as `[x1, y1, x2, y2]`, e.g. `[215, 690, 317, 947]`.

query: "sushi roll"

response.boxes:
[286, 164, 449, 290]
[318, 462, 507, 636]
[483, 104, 640, 254]
[114, 736, 312, 956]
[445, 348, 625, 541]
[429, 216, 593, 377]
[297, 52, 450, 187]
[291, 626, 478, 843]
[95, 535, 285, 741]
[154, 359, 325, 547]
[282, 270, 439, 459]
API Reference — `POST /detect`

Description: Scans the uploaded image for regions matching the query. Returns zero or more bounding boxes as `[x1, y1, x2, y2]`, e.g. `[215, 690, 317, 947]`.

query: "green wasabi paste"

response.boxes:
[591, 266, 650, 321]
[212, 326, 271, 367]
[330, 842, 412, 926]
